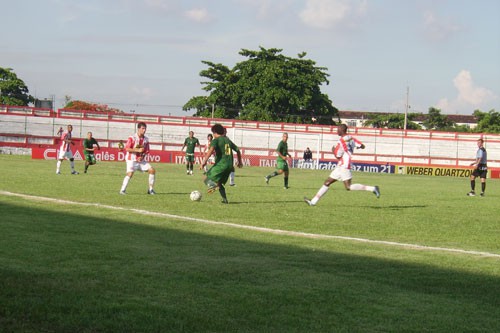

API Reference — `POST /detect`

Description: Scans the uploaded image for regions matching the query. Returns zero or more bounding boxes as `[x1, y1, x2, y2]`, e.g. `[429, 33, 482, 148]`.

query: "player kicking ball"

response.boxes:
[200, 124, 242, 204]
[304, 124, 380, 206]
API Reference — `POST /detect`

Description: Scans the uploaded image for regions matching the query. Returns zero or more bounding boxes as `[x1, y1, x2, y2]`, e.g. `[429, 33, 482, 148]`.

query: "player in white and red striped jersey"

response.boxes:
[304, 124, 380, 206]
[56, 124, 79, 175]
[119, 122, 156, 195]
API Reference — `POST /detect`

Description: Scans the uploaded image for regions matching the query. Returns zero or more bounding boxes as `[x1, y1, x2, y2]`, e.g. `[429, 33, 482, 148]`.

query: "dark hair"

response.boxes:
[137, 122, 147, 129]
[207, 134, 213, 139]
[211, 124, 225, 135]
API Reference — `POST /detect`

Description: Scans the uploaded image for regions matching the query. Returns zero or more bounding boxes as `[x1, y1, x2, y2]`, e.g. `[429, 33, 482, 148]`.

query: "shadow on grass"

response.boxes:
[1, 200, 499, 332]
[369, 205, 429, 210]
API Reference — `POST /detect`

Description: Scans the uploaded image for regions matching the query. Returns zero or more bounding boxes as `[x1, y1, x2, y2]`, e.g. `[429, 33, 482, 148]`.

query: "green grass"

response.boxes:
[1, 155, 499, 332]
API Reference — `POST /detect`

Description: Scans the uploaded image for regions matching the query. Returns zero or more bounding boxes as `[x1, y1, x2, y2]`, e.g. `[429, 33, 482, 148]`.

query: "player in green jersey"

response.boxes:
[181, 131, 202, 175]
[264, 132, 291, 189]
[82, 131, 100, 173]
[200, 124, 242, 204]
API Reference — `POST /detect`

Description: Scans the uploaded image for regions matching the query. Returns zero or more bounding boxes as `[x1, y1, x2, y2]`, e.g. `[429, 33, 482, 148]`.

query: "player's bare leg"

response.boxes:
[304, 177, 335, 206]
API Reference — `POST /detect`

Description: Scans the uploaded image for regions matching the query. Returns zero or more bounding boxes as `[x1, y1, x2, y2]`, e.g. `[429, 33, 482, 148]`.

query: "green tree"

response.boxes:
[422, 107, 454, 130]
[473, 109, 500, 133]
[0, 67, 34, 106]
[363, 113, 421, 129]
[183, 47, 338, 124]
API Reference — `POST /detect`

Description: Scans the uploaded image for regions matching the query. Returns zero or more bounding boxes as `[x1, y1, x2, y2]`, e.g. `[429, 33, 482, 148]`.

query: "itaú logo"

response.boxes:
[43, 148, 57, 159]
[42, 149, 84, 160]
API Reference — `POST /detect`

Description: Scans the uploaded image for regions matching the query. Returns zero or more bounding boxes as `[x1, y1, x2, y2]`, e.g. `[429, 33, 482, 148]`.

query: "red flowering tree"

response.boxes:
[64, 100, 123, 113]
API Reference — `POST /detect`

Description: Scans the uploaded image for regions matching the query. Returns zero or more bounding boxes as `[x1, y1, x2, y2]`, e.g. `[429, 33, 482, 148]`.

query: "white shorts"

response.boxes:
[58, 150, 74, 160]
[126, 160, 153, 173]
[329, 165, 352, 182]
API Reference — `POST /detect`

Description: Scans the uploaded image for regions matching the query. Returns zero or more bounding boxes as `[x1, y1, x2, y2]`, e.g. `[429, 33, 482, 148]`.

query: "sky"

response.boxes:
[1, 0, 499, 117]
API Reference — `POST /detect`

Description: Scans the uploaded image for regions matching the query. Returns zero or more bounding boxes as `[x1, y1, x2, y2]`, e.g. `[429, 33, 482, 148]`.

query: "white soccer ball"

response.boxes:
[190, 190, 202, 201]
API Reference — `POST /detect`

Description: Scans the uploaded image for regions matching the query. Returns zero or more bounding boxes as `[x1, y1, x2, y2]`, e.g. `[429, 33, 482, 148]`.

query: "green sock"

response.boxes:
[219, 185, 227, 200]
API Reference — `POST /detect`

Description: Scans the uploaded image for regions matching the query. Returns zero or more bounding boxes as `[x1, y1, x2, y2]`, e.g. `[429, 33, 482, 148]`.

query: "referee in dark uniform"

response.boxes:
[467, 138, 487, 197]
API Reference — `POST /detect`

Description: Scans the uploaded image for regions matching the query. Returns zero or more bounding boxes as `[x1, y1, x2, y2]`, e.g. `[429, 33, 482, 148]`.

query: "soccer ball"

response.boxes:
[190, 190, 202, 201]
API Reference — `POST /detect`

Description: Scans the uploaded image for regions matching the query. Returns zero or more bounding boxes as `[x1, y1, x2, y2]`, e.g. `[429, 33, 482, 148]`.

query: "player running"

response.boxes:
[82, 131, 100, 173]
[304, 124, 380, 206]
[264, 132, 291, 189]
[56, 124, 79, 175]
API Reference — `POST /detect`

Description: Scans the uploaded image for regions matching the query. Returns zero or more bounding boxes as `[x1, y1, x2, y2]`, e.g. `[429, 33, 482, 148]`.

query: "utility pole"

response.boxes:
[404, 86, 409, 130]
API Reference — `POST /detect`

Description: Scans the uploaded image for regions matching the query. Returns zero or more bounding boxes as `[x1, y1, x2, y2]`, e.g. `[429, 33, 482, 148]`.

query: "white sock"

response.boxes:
[350, 184, 375, 192]
[121, 176, 130, 192]
[312, 185, 329, 205]
[149, 174, 155, 190]
[229, 171, 235, 184]
[70, 160, 75, 170]
[56, 160, 61, 172]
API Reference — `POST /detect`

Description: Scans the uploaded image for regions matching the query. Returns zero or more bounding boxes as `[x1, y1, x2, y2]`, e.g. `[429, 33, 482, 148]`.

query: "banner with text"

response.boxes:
[397, 165, 481, 178]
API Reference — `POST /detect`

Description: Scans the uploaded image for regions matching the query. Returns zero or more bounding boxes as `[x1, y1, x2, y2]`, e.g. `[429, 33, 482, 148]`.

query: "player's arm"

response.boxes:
[82, 140, 90, 152]
[470, 150, 484, 166]
[470, 157, 481, 166]
[142, 141, 150, 155]
[353, 137, 365, 149]
[63, 133, 73, 145]
[236, 150, 243, 168]
[276, 145, 289, 159]
[125, 138, 143, 153]
[200, 146, 215, 169]
[95, 140, 100, 150]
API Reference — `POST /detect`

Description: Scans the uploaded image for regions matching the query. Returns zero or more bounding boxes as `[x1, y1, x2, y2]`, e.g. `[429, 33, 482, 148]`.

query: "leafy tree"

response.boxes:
[183, 47, 338, 124]
[363, 113, 421, 129]
[473, 109, 500, 133]
[0, 67, 34, 106]
[422, 107, 454, 130]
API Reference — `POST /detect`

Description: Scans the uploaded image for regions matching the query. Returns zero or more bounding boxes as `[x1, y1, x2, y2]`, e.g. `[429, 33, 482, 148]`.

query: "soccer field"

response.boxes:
[1, 155, 499, 332]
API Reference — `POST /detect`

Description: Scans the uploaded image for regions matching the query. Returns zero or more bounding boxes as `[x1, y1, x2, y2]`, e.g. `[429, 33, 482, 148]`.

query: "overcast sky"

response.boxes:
[2, 0, 499, 116]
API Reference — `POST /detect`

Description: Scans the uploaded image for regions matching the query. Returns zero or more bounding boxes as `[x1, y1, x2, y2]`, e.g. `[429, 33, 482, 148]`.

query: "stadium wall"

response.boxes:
[1, 106, 499, 178]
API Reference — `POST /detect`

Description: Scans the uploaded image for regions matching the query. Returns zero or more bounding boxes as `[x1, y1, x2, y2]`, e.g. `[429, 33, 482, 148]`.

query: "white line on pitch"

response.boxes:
[2, 190, 499, 259]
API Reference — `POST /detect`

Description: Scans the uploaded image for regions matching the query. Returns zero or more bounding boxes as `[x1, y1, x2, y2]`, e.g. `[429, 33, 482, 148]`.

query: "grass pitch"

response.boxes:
[1, 155, 499, 332]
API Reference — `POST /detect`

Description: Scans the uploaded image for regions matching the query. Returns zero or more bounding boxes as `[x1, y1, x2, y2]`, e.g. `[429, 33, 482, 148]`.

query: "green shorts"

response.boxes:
[277, 159, 289, 172]
[85, 153, 96, 164]
[186, 153, 195, 163]
[207, 163, 232, 185]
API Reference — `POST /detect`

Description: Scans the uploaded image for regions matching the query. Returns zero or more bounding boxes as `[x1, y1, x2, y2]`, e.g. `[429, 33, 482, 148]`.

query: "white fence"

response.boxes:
[1, 113, 499, 168]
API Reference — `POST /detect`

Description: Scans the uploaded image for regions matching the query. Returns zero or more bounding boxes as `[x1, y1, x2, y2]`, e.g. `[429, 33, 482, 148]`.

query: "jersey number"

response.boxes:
[224, 144, 232, 156]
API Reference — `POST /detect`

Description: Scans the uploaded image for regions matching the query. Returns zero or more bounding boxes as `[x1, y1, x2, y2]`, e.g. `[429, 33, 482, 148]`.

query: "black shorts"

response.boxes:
[472, 164, 487, 179]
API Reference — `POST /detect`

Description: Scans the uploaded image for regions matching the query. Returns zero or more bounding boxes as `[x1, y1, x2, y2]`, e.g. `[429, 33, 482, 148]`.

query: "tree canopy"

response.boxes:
[0, 67, 34, 106]
[363, 113, 422, 130]
[473, 109, 500, 133]
[422, 107, 454, 130]
[183, 47, 338, 124]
